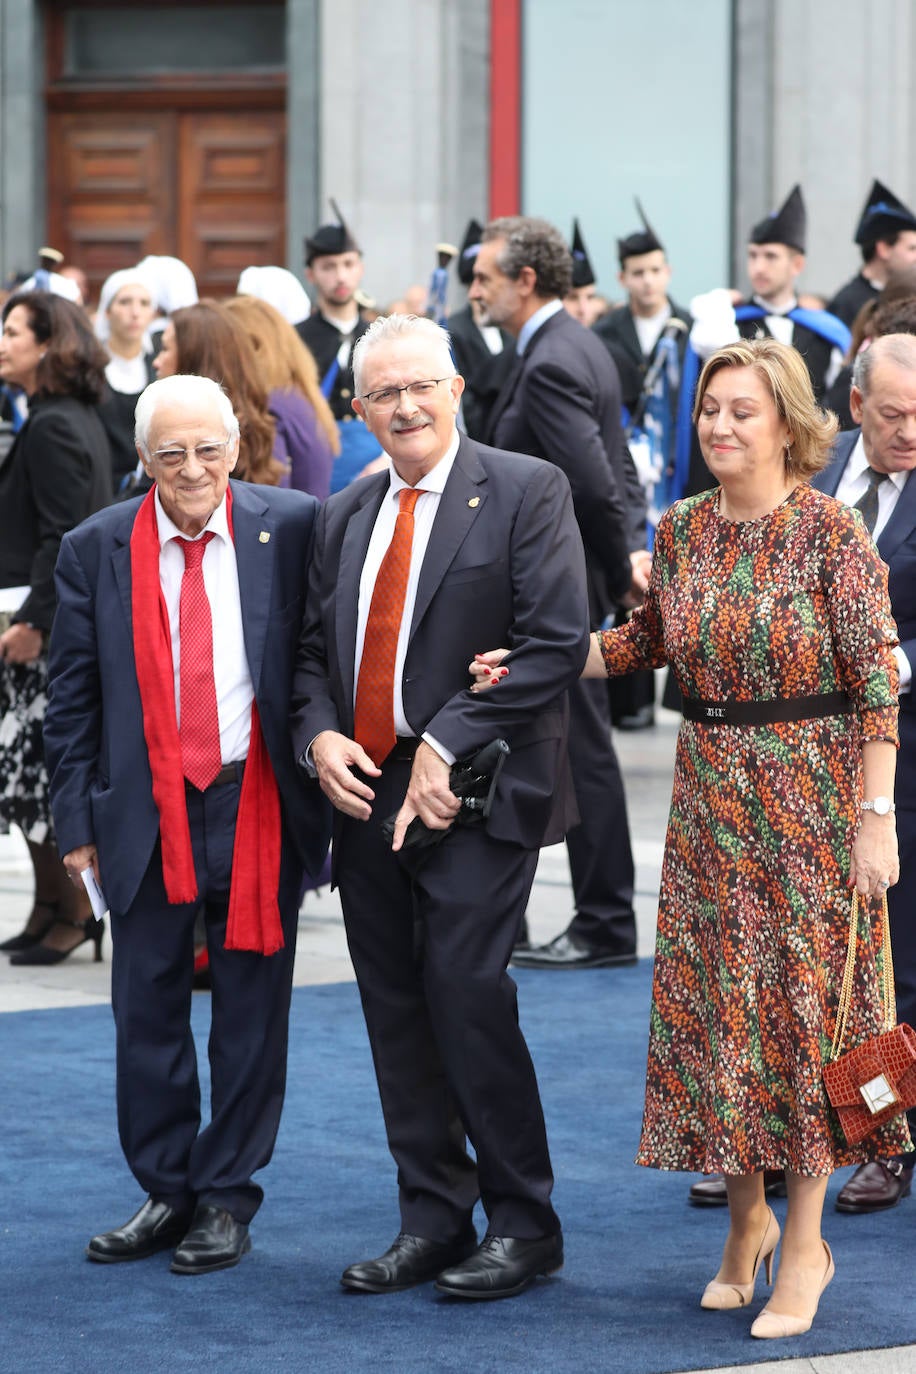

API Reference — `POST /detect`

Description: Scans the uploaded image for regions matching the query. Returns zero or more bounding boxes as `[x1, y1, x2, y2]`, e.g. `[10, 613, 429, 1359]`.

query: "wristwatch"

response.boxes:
[861, 797, 896, 815]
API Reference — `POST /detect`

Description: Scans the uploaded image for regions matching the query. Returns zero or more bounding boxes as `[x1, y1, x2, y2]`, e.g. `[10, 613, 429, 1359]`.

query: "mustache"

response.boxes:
[390, 415, 433, 432]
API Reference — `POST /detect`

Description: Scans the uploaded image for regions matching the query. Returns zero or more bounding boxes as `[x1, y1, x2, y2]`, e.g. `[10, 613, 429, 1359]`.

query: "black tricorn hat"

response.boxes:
[456, 218, 484, 285]
[570, 219, 596, 288]
[749, 184, 806, 253]
[617, 198, 664, 265]
[304, 198, 361, 265]
[854, 178, 916, 246]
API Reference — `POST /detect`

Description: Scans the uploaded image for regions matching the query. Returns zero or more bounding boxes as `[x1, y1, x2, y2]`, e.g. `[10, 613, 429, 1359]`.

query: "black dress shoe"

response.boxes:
[341, 1228, 478, 1293]
[689, 1170, 788, 1207]
[170, 1204, 250, 1275]
[87, 1198, 193, 1263]
[435, 1233, 563, 1300]
[835, 1159, 913, 1213]
[511, 930, 637, 970]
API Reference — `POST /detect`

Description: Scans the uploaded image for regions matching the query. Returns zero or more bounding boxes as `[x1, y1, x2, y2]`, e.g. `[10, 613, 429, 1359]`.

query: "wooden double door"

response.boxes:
[47, 106, 287, 303]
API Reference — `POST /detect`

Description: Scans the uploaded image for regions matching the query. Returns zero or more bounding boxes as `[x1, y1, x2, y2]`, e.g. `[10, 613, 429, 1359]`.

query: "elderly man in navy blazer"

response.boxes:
[812, 333, 916, 1213]
[292, 313, 589, 1300]
[44, 374, 329, 1274]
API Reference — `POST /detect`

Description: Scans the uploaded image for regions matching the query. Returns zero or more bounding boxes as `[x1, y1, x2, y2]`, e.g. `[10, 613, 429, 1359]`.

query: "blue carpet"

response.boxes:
[2, 963, 915, 1374]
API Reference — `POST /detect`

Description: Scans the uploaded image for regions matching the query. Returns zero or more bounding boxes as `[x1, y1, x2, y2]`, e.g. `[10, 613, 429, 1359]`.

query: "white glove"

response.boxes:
[689, 288, 740, 360]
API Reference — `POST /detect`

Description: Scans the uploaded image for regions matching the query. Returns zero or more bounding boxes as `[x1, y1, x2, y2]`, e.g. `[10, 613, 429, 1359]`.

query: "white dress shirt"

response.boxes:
[833, 433, 911, 692]
[634, 305, 673, 358]
[517, 298, 564, 355]
[154, 489, 254, 761]
[354, 432, 461, 763]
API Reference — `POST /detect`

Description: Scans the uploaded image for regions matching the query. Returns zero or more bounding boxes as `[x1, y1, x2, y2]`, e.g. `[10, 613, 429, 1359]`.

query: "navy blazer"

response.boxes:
[812, 429, 916, 731]
[291, 435, 590, 852]
[484, 307, 642, 619]
[44, 479, 331, 914]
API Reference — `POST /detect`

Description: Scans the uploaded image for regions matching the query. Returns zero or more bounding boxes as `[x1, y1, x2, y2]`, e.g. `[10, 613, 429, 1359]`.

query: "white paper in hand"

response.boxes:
[80, 865, 109, 919]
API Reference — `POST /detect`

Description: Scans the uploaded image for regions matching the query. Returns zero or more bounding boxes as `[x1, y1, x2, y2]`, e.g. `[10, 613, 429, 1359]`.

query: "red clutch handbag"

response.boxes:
[822, 892, 916, 1146]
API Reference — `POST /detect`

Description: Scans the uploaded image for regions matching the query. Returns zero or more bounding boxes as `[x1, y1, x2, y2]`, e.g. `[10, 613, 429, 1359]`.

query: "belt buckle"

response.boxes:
[704, 705, 727, 721]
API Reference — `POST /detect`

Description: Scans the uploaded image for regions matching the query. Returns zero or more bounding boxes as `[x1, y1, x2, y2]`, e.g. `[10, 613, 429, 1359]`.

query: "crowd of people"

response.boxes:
[1, 183, 915, 1339]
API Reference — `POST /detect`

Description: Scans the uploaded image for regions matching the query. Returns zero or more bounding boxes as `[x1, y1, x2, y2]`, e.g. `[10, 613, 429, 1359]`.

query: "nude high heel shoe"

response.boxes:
[700, 1206, 780, 1310]
[750, 1240, 835, 1338]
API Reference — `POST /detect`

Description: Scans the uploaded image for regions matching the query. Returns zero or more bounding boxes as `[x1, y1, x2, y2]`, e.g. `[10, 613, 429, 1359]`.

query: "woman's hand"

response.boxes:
[469, 650, 510, 693]
[849, 813, 900, 900]
[0, 623, 43, 664]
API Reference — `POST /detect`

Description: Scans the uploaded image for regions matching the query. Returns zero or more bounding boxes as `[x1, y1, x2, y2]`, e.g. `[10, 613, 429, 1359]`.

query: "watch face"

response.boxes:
[873, 797, 892, 815]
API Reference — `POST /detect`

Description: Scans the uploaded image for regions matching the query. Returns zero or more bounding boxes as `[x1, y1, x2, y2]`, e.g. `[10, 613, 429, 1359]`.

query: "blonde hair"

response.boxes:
[224, 295, 339, 453]
[693, 337, 838, 480]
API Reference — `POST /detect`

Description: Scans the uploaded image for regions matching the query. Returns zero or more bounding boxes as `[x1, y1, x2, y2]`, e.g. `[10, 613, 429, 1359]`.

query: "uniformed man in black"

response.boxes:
[828, 179, 916, 329]
[296, 201, 381, 490]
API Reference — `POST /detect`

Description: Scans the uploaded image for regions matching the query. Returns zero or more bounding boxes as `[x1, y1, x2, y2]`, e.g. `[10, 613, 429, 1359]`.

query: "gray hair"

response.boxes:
[352, 313, 454, 397]
[134, 374, 240, 456]
[852, 332, 916, 396]
[481, 216, 573, 300]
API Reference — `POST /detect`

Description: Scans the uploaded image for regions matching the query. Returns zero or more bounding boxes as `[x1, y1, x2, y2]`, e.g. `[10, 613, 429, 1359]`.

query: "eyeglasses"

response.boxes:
[149, 440, 231, 470]
[358, 377, 455, 409]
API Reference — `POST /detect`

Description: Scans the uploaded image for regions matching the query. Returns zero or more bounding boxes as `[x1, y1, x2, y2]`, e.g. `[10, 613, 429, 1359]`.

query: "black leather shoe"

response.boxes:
[435, 1233, 563, 1300]
[87, 1198, 193, 1263]
[169, 1204, 251, 1274]
[341, 1229, 478, 1293]
[511, 930, 637, 969]
[835, 1159, 913, 1213]
[689, 1170, 788, 1207]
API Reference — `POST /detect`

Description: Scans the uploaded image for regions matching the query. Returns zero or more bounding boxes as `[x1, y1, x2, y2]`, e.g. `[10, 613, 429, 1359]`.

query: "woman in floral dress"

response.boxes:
[472, 338, 909, 1339]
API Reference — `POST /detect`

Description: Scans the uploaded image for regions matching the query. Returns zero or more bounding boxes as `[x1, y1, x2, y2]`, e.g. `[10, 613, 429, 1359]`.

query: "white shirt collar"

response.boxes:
[154, 488, 232, 546]
[385, 430, 461, 498]
[517, 298, 564, 355]
[752, 294, 798, 317]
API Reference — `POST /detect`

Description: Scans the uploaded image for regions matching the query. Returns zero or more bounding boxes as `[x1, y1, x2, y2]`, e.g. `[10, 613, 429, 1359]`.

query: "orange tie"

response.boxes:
[354, 487, 424, 765]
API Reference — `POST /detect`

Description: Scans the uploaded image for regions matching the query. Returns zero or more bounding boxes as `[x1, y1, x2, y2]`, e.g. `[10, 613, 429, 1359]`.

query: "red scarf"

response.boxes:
[129, 485, 284, 955]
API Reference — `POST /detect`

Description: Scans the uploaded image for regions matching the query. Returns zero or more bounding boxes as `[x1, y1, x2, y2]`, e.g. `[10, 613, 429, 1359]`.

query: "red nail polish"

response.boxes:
[490, 677, 500, 685]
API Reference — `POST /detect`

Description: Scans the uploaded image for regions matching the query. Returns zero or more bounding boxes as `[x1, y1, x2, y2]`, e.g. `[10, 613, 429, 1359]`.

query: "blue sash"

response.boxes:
[734, 303, 851, 353]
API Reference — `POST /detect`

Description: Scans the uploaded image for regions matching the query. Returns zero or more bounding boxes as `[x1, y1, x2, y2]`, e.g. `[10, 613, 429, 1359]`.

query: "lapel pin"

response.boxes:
[468, 497, 480, 508]
[259, 531, 270, 543]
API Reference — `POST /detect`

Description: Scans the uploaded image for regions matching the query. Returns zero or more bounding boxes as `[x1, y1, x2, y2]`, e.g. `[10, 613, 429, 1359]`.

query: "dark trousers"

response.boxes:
[889, 807, 916, 1139]
[566, 676, 637, 951]
[109, 780, 301, 1223]
[336, 756, 560, 1242]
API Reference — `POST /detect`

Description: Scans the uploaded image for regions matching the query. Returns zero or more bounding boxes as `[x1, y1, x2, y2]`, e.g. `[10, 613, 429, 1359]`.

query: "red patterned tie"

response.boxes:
[354, 487, 424, 765]
[178, 532, 222, 790]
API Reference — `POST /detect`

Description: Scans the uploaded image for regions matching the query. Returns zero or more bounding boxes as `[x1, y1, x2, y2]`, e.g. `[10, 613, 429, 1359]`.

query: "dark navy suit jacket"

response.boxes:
[44, 479, 331, 914]
[291, 435, 590, 853]
[812, 428, 916, 737]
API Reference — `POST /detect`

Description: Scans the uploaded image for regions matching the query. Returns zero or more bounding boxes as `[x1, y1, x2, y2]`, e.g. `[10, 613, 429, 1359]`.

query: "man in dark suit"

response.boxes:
[44, 374, 329, 1274]
[470, 214, 647, 970]
[292, 313, 588, 1300]
[447, 219, 516, 442]
[813, 333, 916, 1213]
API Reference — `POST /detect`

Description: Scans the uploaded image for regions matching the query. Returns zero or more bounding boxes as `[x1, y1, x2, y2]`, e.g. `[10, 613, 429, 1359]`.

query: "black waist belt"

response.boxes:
[186, 760, 246, 791]
[682, 692, 853, 726]
[388, 737, 420, 762]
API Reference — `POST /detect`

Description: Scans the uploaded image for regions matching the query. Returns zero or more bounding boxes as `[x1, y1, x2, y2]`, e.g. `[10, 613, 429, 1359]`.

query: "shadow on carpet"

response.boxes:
[2, 962, 915, 1374]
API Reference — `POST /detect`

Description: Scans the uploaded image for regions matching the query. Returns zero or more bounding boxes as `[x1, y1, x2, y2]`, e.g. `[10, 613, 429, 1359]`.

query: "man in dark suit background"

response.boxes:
[446, 218, 516, 442]
[814, 333, 916, 1213]
[292, 313, 588, 1300]
[44, 374, 329, 1274]
[470, 215, 648, 970]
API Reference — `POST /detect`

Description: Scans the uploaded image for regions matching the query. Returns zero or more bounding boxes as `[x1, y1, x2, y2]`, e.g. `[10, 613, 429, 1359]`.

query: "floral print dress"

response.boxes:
[600, 484, 911, 1173]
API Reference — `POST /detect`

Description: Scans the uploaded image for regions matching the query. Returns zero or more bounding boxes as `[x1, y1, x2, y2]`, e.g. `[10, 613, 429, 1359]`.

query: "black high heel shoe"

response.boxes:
[0, 901, 59, 953]
[9, 915, 105, 966]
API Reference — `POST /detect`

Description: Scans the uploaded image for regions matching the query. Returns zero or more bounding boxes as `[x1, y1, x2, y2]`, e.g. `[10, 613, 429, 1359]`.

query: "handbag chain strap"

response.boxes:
[829, 891, 895, 1062]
